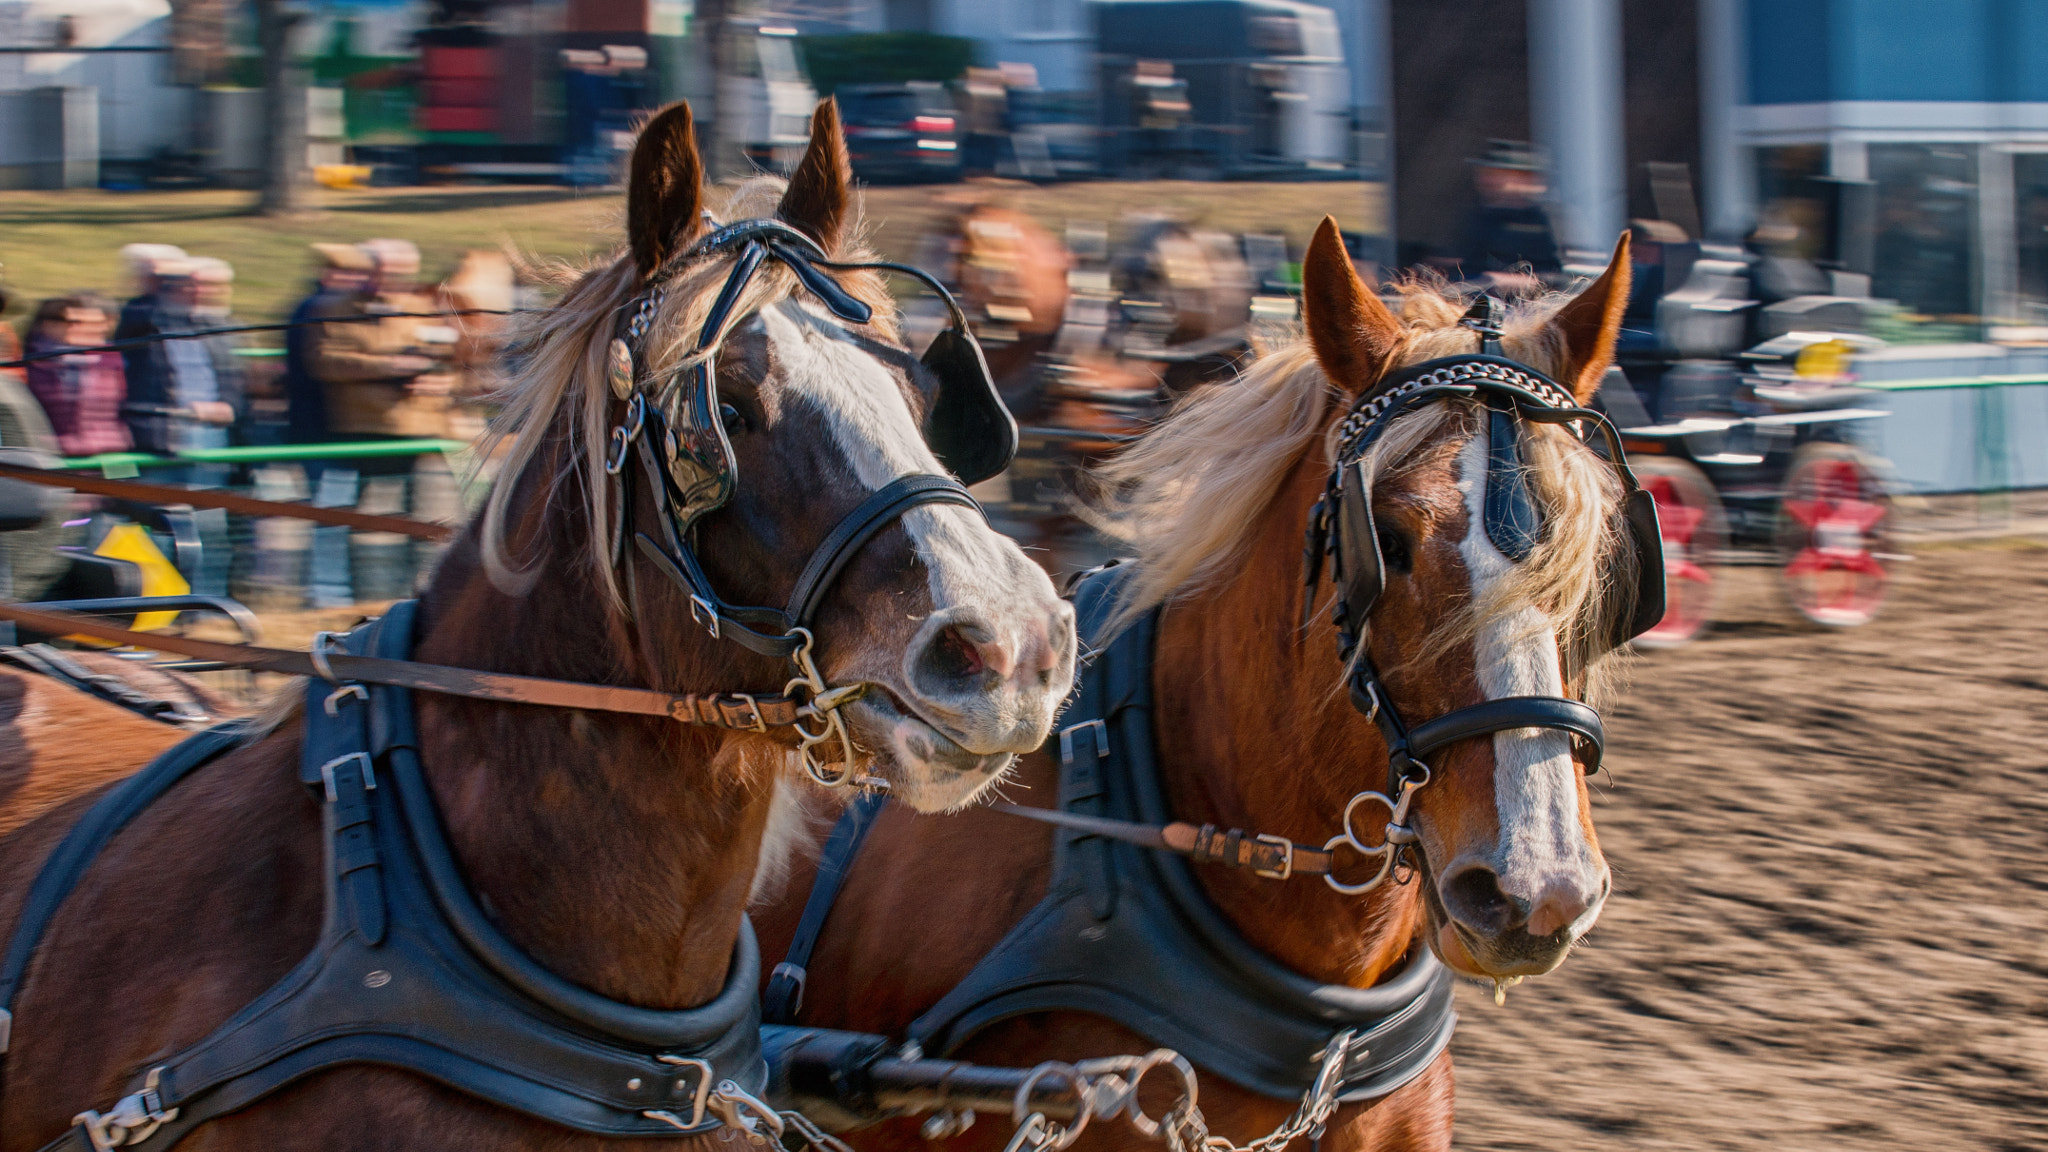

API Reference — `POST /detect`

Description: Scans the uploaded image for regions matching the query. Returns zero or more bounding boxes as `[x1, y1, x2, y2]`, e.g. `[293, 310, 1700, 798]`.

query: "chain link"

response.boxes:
[1160, 1030, 1354, 1152]
[991, 1035, 1355, 1152]
[1334, 361, 1576, 464]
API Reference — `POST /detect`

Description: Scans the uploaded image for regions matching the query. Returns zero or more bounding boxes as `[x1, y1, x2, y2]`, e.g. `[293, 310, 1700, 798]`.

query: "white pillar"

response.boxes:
[1697, 0, 1753, 242]
[1980, 144, 2017, 324]
[1528, 0, 1626, 256]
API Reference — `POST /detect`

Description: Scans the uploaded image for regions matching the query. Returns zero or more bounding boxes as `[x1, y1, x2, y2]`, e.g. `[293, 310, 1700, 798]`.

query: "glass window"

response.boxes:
[2015, 153, 2048, 323]
[1869, 144, 1978, 320]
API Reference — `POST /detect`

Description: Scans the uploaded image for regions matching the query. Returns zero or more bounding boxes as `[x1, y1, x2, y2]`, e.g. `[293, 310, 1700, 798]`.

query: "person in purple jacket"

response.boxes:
[23, 293, 130, 458]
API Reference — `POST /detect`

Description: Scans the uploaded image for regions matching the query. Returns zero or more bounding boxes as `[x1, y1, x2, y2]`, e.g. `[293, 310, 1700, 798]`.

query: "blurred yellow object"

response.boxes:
[315, 164, 374, 190]
[89, 523, 189, 633]
[1794, 339, 1854, 380]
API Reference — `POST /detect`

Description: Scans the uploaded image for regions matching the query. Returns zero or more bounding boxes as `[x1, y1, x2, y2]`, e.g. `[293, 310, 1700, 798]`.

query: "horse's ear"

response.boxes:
[1543, 232, 1633, 404]
[1301, 216, 1401, 397]
[627, 101, 704, 280]
[778, 98, 852, 252]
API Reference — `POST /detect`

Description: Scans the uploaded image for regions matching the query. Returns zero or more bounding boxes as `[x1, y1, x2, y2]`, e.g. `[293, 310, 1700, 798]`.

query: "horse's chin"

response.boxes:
[843, 695, 1015, 812]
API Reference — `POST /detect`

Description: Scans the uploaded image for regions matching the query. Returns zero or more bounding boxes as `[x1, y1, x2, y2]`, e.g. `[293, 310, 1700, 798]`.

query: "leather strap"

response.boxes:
[761, 791, 890, 1024]
[1406, 694, 1605, 772]
[0, 602, 807, 731]
[784, 475, 980, 630]
[0, 461, 455, 541]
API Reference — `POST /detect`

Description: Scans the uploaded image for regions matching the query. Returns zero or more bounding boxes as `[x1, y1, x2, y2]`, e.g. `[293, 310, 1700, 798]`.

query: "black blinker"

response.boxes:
[1618, 486, 1666, 646]
[1336, 459, 1384, 628]
[921, 323, 1016, 485]
[1483, 405, 1540, 562]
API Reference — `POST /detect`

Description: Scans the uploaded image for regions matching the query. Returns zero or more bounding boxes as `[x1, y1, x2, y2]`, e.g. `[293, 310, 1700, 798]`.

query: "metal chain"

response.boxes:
[1334, 361, 1576, 464]
[992, 1035, 1355, 1152]
[1160, 1030, 1356, 1152]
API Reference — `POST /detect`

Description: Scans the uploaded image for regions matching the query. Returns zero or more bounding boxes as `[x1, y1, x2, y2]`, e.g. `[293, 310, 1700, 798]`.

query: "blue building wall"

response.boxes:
[1748, 0, 2048, 104]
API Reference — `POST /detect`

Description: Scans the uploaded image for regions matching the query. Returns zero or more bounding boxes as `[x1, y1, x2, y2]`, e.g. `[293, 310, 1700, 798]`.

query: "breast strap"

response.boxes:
[900, 565, 1458, 1102]
[12, 601, 766, 1152]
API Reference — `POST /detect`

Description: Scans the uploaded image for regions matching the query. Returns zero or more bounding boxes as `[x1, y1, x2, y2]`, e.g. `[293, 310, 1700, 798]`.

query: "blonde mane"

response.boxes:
[473, 178, 899, 606]
[1090, 284, 1634, 685]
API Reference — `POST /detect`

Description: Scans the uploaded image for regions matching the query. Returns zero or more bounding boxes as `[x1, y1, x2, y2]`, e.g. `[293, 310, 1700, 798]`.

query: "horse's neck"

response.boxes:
[402, 508, 775, 1010]
[1150, 458, 1423, 989]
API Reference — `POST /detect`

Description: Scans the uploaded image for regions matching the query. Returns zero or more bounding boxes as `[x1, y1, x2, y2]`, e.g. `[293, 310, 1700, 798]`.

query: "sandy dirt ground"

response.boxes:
[1447, 543, 2048, 1151]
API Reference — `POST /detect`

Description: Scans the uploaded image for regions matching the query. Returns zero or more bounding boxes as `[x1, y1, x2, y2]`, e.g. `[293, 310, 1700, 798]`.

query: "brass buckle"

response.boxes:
[1253, 832, 1294, 881]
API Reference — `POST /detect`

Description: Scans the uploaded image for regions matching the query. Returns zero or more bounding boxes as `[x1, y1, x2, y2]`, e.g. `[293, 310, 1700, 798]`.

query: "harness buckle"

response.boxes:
[769, 961, 807, 1016]
[309, 631, 344, 685]
[723, 693, 768, 733]
[318, 752, 376, 803]
[1252, 833, 1295, 881]
[648, 1055, 715, 1130]
[74, 1066, 178, 1152]
[1058, 719, 1109, 766]
[689, 595, 721, 639]
[323, 683, 369, 716]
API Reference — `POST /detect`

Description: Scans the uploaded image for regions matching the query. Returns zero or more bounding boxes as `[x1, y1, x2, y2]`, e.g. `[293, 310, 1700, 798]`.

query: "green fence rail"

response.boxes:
[61, 439, 471, 475]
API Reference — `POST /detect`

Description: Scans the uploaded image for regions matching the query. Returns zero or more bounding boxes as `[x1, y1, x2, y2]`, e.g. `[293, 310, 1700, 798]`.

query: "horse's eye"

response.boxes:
[719, 403, 746, 434]
[1377, 527, 1413, 574]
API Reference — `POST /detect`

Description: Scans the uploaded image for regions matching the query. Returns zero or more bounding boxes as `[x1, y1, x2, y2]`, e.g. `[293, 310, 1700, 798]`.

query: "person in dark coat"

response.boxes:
[1460, 140, 1563, 286]
[115, 254, 239, 484]
[283, 243, 374, 449]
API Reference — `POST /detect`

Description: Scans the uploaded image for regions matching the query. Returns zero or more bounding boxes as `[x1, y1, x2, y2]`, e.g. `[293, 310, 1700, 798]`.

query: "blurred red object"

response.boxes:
[419, 106, 497, 133]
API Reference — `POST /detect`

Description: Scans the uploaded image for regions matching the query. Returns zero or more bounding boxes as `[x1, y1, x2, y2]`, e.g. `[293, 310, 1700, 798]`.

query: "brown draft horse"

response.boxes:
[755, 220, 1640, 1151]
[0, 100, 1076, 1151]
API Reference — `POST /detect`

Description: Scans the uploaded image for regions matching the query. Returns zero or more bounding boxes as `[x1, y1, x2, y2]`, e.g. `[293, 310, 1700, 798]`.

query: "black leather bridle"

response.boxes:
[1299, 301, 1664, 890]
[602, 219, 1018, 783]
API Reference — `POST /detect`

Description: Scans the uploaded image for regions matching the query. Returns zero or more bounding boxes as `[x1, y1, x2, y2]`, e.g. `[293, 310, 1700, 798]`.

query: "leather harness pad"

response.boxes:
[6, 602, 767, 1151]
[903, 566, 1458, 1102]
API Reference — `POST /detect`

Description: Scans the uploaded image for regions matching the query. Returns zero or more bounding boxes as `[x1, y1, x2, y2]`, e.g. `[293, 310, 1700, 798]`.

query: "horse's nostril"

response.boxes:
[1441, 864, 1523, 936]
[927, 625, 986, 681]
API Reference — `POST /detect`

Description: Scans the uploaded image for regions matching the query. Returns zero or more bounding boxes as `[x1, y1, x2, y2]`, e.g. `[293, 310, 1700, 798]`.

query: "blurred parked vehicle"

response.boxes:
[837, 82, 961, 184]
[1095, 0, 1355, 178]
[719, 20, 820, 173]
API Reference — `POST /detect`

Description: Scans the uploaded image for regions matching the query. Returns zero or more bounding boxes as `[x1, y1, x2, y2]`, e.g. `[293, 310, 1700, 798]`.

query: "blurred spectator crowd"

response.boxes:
[0, 240, 512, 474]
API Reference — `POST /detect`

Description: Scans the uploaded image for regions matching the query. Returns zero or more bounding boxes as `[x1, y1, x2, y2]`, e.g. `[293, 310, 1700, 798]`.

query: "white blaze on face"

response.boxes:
[759, 301, 1030, 612]
[757, 301, 1064, 800]
[1455, 429, 1606, 928]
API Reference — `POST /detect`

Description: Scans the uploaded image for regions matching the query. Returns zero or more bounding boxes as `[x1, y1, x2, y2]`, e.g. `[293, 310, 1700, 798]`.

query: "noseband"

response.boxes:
[1300, 300, 1665, 892]
[603, 219, 1016, 784]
